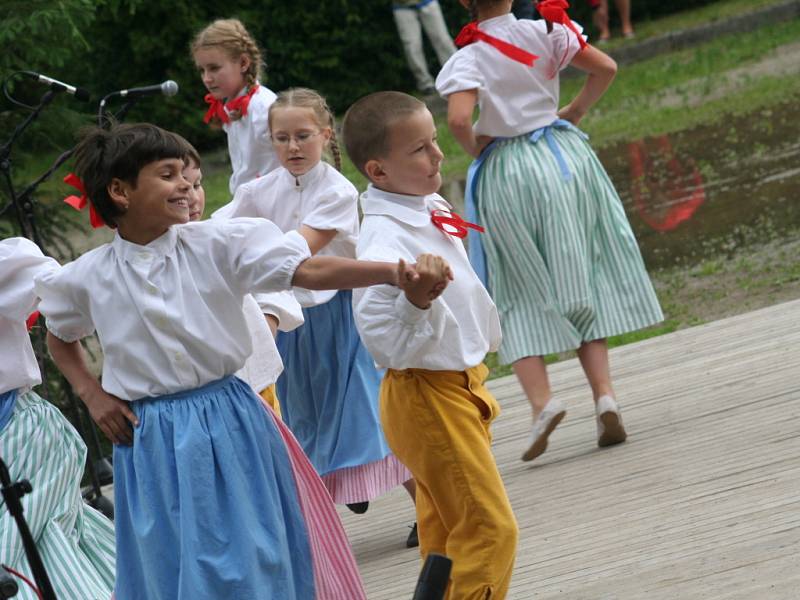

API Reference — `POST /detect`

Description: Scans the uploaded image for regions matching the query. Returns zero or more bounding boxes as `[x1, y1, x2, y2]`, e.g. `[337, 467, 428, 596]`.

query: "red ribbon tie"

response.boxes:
[431, 209, 485, 239]
[455, 22, 539, 67]
[204, 84, 260, 125]
[26, 311, 40, 331]
[63, 172, 105, 228]
[537, 0, 587, 50]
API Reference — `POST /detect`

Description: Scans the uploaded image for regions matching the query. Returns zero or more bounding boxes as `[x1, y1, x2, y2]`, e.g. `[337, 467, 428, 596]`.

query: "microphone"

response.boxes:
[411, 553, 452, 600]
[24, 72, 91, 102]
[107, 80, 179, 99]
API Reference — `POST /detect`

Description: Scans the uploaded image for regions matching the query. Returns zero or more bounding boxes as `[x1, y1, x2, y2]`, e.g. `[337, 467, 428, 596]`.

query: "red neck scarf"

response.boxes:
[203, 84, 260, 126]
[63, 172, 106, 229]
[455, 22, 539, 67]
[431, 209, 485, 239]
[536, 0, 587, 51]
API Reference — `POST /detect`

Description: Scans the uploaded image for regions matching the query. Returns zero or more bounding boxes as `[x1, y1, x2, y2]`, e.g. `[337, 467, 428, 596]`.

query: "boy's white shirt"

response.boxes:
[213, 161, 359, 308]
[436, 14, 586, 137]
[0, 238, 59, 394]
[224, 83, 281, 194]
[35, 219, 311, 401]
[353, 185, 501, 371]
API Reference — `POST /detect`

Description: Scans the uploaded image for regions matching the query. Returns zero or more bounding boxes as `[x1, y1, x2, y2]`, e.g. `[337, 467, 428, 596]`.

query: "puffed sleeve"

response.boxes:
[219, 218, 311, 295]
[352, 244, 450, 369]
[301, 182, 358, 233]
[253, 290, 305, 332]
[0, 238, 59, 321]
[34, 261, 95, 342]
[551, 20, 587, 71]
[436, 49, 484, 97]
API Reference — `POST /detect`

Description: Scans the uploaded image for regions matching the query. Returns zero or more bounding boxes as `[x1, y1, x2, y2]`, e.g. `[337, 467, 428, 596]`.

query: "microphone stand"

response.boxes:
[0, 457, 58, 600]
[0, 88, 61, 244]
[0, 87, 114, 520]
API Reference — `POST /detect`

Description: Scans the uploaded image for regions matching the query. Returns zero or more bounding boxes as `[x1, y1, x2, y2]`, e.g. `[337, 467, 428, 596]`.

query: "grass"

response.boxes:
[597, 0, 792, 49]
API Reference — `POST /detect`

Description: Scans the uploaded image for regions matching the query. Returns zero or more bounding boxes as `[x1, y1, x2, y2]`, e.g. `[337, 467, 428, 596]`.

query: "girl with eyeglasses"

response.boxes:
[214, 88, 420, 548]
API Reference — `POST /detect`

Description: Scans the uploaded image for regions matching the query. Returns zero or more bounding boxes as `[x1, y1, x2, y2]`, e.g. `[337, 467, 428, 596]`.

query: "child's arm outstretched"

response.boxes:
[292, 255, 419, 291]
[558, 45, 617, 126]
[47, 333, 139, 445]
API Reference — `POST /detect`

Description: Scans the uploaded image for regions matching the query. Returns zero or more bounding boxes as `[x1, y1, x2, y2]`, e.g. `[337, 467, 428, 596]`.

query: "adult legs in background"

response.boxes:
[418, 0, 457, 67]
[393, 7, 435, 92]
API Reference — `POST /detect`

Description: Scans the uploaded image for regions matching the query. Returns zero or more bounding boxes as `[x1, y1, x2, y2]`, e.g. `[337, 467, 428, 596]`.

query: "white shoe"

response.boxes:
[522, 398, 566, 462]
[596, 395, 627, 447]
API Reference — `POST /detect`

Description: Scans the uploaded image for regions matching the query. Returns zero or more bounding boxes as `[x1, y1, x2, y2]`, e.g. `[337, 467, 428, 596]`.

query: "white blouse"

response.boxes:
[35, 219, 311, 401]
[0, 238, 59, 394]
[436, 14, 586, 137]
[352, 186, 501, 371]
[224, 83, 281, 194]
[236, 294, 283, 393]
[214, 161, 359, 307]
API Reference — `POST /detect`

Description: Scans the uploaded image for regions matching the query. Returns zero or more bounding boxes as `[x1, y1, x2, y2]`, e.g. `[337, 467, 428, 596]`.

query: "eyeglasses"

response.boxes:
[271, 131, 322, 146]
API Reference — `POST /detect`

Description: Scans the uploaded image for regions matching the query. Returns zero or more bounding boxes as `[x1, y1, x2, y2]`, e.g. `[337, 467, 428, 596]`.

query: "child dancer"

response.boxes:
[35, 122, 433, 599]
[181, 140, 301, 418]
[0, 237, 115, 600]
[343, 91, 518, 600]
[214, 88, 419, 539]
[192, 18, 279, 194]
[437, 0, 663, 461]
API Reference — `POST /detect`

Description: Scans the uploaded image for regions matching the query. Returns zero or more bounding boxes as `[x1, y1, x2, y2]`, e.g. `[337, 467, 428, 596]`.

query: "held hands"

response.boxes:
[82, 382, 139, 445]
[397, 254, 454, 309]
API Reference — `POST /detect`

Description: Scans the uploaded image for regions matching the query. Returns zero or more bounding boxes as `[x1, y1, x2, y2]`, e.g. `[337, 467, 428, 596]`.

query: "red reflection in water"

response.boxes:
[628, 135, 706, 232]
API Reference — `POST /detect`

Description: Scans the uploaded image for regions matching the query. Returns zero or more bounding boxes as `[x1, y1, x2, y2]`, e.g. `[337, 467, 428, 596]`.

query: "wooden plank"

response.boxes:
[341, 299, 800, 598]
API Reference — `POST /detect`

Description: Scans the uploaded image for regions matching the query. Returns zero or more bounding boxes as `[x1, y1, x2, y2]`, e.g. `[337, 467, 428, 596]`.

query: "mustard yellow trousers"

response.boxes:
[259, 384, 282, 419]
[381, 364, 518, 599]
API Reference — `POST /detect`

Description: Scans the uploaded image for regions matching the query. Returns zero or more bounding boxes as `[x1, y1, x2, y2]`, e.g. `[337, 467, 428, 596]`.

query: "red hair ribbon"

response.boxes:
[537, 0, 587, 50]
[203, 84, 260, 126]
[63, 172, 105, 228]
[455, 22, 539, 67]
[26, 311, 40, 331]
[431, 209, 485, 239]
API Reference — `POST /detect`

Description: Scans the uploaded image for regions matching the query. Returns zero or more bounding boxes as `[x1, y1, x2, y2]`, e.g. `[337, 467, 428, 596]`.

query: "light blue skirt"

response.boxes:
[113, 376, 314, 600]
[276, 290, 390, 477]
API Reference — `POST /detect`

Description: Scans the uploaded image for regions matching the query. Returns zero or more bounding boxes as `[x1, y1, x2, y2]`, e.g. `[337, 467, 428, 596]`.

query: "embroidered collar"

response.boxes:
[361, 185, 451, 227]
[112, 227, 179, 264]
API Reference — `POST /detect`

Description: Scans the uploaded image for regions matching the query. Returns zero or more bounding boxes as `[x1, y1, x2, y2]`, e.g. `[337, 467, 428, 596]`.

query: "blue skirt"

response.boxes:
[113, 376, 314, 600]
[276, 290, 390, 476]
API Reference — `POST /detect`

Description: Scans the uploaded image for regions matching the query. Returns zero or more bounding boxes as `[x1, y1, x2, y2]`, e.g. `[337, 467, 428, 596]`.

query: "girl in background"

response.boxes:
[215, 88, 419, 547]
[438, 0, 662, 462]
[0, 238, 115, 600]
[192, 18, 280, 194]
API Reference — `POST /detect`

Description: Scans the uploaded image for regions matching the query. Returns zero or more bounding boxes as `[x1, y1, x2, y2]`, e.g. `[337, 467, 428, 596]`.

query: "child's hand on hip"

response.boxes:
[83, 384, 139, 446]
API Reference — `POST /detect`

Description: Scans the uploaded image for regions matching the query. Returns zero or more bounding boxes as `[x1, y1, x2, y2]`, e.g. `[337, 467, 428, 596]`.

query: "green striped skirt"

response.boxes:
[476, 127, 663, 363]
[0, 390, 115, 599]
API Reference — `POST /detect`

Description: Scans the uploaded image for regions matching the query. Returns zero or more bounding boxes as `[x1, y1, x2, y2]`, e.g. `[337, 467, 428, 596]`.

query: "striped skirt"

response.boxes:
[277, 290, 411, 504]
[0, 389, 115, 600]
[113, 376, 365, 600]
[475, 127, 664, 363]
